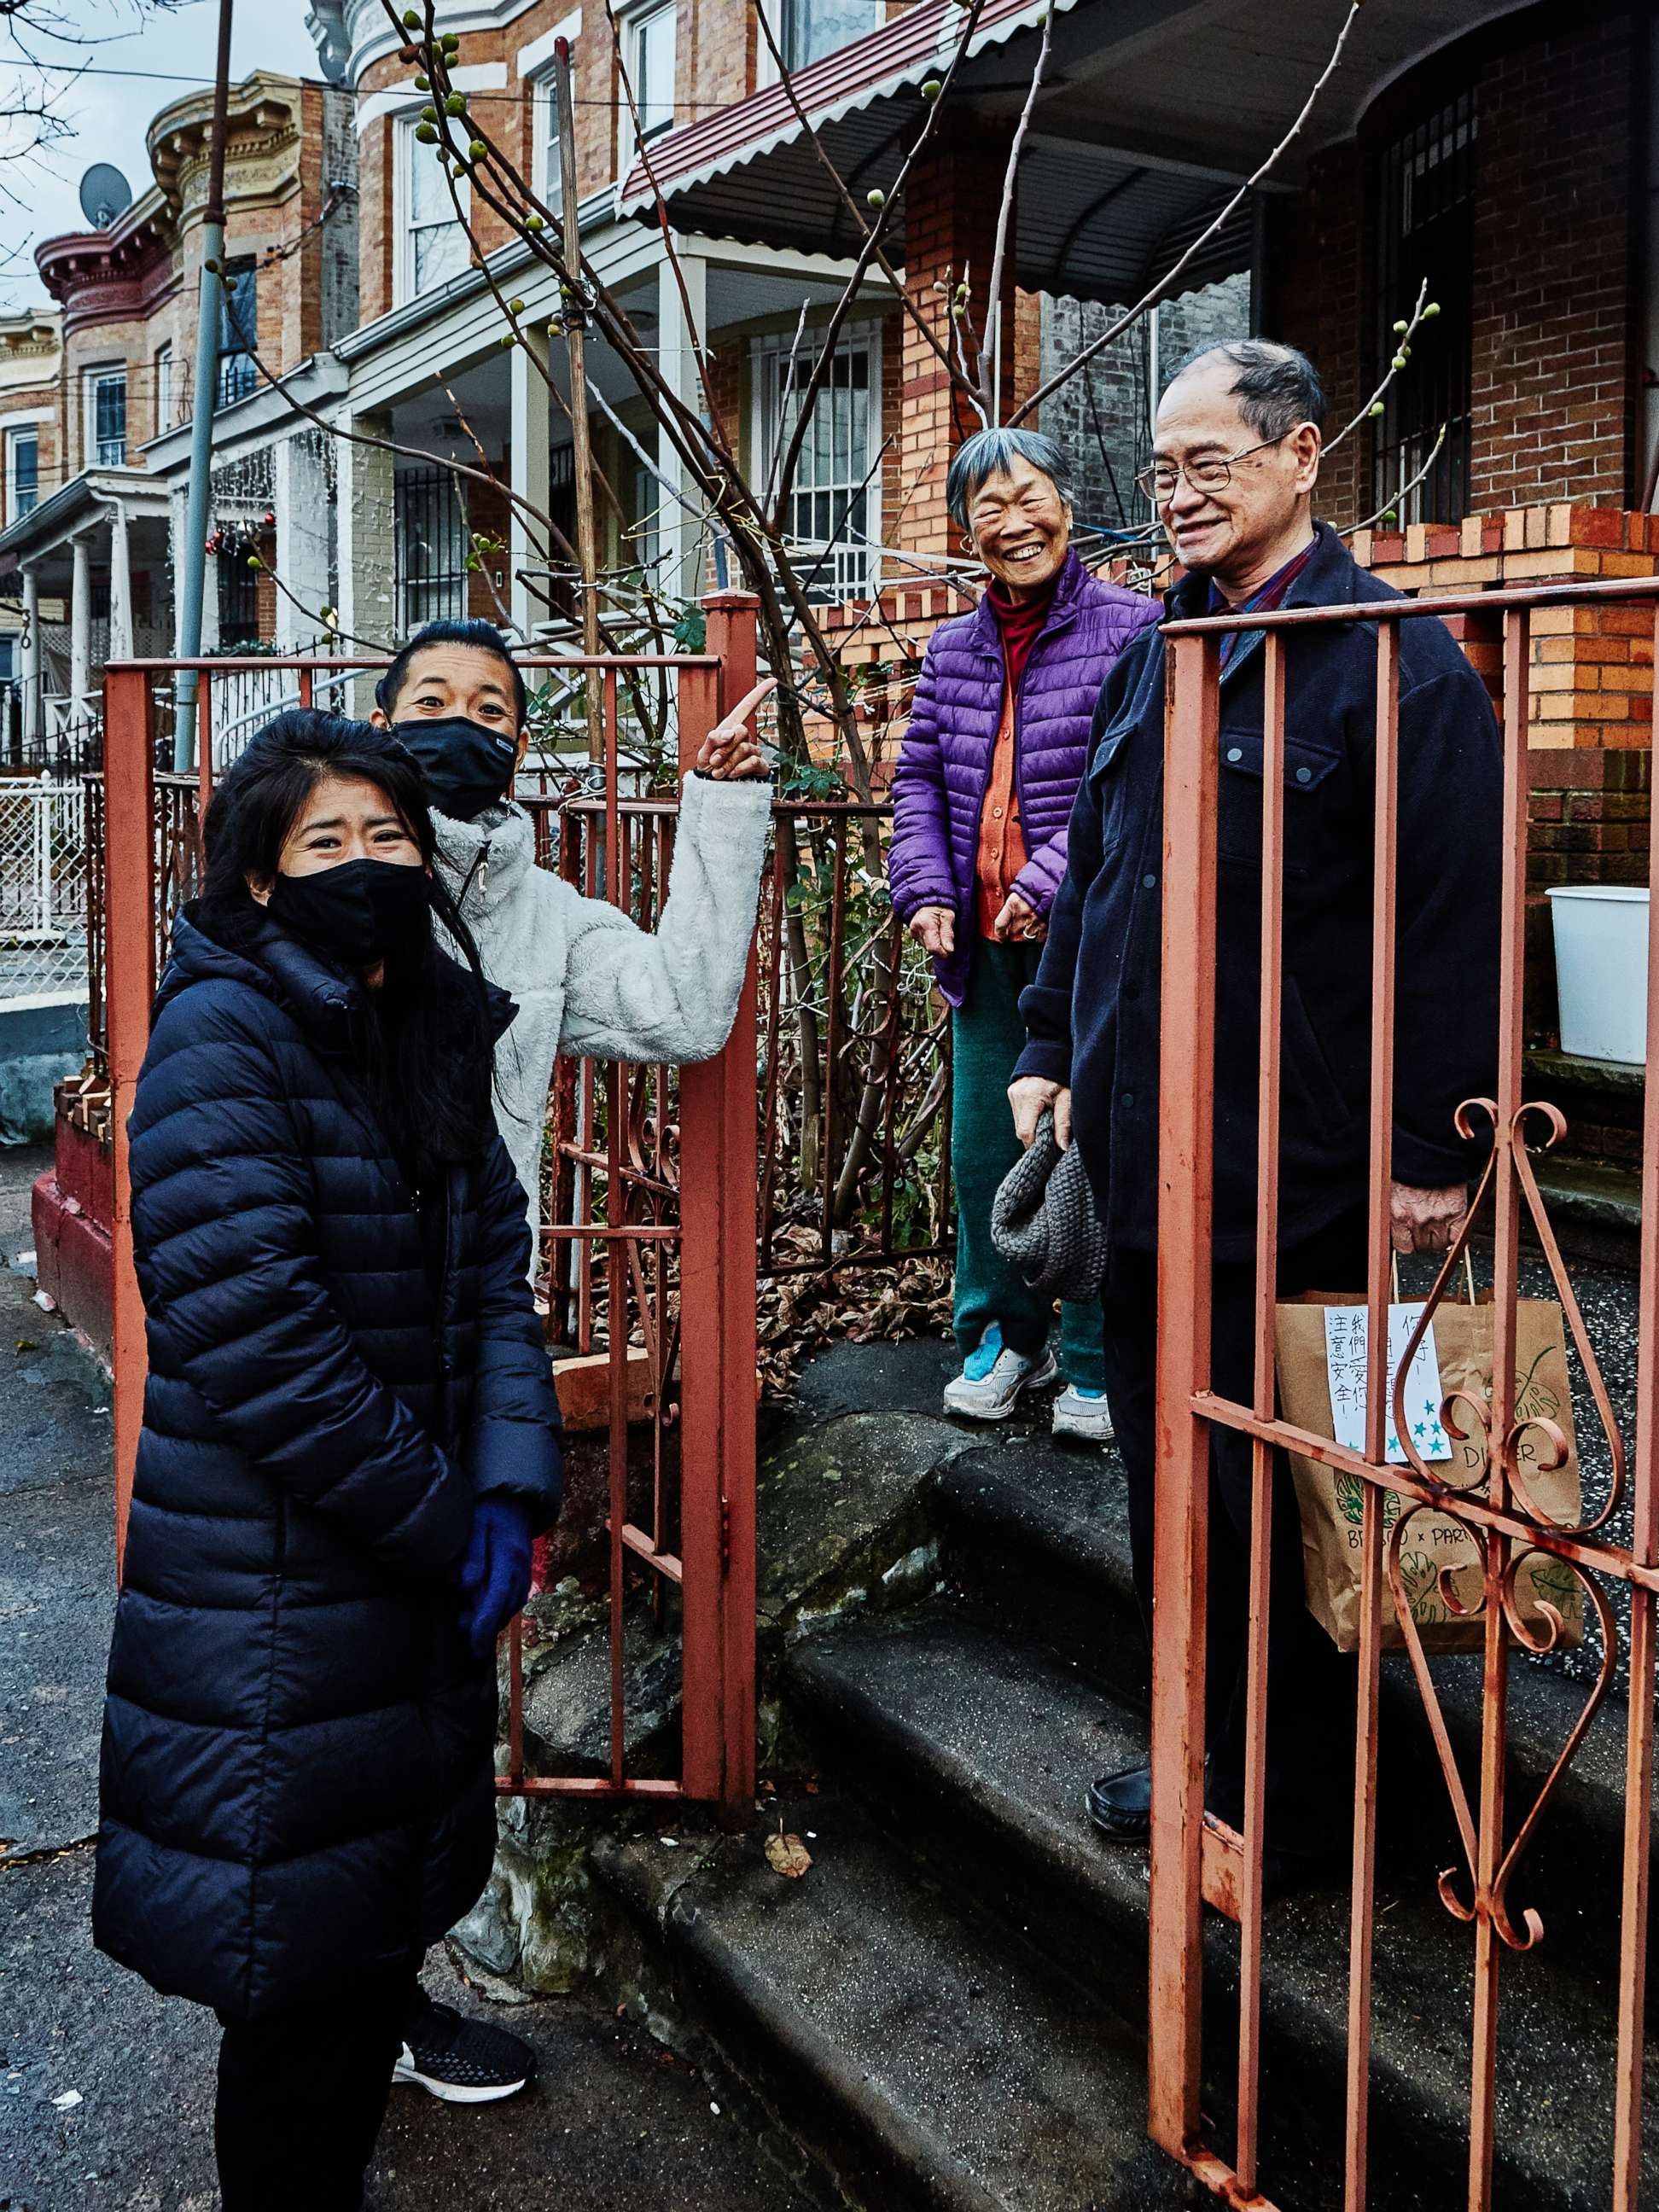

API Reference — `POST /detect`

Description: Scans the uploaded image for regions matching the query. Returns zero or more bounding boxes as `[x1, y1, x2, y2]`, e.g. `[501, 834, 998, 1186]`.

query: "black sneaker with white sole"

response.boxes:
[393, 1994, 536, 2104]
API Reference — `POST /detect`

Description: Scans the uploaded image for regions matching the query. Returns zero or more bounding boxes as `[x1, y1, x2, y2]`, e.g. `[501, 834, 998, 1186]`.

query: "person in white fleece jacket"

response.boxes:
[370, 618, 774, 1273]
[365, 622, 772, 2108]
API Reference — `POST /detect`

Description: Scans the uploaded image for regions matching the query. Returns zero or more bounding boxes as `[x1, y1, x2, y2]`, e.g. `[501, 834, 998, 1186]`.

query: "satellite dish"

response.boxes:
[79, 164, 133, 230]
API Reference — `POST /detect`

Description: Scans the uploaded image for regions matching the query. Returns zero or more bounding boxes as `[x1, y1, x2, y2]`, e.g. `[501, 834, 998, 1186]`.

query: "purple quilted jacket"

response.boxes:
[888, 549, 1161, 1004]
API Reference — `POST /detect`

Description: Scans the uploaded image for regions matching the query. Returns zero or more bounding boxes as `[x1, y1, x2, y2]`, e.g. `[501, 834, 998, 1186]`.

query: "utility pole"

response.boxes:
[554, 37, 604, 764]
[172, 0, 234, 771]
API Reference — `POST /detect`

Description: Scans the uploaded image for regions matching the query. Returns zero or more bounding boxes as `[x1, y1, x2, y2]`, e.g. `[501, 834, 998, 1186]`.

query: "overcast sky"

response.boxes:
[3, 0, 323, 311]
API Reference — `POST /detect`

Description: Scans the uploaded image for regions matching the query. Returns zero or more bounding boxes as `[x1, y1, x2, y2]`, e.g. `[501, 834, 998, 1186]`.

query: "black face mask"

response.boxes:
[392, 715, 518, 823]
[267, 858, 433, 971]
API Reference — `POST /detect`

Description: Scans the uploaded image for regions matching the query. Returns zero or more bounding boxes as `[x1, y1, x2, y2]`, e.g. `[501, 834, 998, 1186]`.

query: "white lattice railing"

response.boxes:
[0, 779, 90, 1002]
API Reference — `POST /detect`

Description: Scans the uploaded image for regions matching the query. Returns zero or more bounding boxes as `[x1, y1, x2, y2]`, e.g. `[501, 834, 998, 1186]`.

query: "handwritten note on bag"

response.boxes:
[1322, 1301, 1451, 1466]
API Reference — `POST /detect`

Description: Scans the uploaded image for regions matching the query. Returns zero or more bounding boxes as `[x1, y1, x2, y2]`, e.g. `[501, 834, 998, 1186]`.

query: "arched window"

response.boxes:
[1371, 87, 1476, 525]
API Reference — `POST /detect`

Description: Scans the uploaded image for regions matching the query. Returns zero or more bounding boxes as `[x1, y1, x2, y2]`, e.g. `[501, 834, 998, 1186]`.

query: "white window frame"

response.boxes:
[83, 366, 127, 469]
[782, 0, 882, 73]
[750, 317, 883, 602]
[393, 110, 473, 306]
[6, 424, 39, 524]
[154, 342, 173, 434]
[530, 73, 564, 210]
[620, 0, 677, 169]
[522, 10, 582, 201]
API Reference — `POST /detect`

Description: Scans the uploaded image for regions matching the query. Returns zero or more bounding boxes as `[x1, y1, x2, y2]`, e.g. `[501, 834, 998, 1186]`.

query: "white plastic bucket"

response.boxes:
[1546, 884, 1649, 1065]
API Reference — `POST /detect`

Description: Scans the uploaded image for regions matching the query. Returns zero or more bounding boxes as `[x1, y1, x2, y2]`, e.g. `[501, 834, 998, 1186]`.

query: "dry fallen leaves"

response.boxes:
[757, 1244, 952, 1403]
[763, 1825, 813, 1879]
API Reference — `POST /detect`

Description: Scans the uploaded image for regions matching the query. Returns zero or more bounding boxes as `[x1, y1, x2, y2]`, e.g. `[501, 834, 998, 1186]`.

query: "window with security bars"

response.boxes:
[218, 546, 260, 647]
[783, 0, 880, 68]
[396, 466, 469, 633]
[757, 326, 879, 602]
[218, 260, 259, 408]
[1372, 90, 1476, 526]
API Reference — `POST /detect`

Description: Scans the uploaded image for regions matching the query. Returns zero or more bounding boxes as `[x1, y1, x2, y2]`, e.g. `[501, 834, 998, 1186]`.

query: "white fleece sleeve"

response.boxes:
[556, 773, 771, 1064]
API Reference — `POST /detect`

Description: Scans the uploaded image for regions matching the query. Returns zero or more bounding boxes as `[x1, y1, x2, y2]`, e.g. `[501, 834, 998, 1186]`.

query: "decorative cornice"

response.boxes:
[36, 193, 178, 336]
[148, 73, 305, 219]
[0, 311, 61, 367]
[336, 0, 541, 90]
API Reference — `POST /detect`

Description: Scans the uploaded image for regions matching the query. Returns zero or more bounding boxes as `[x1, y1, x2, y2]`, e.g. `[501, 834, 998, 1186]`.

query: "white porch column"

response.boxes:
[509, 325, 551, 641]
[20, 565, 41, 745]
[336, 410, 398, 714]
[69, 532, 92, 718]
[107, 501, 133, 664]
[656, 244, 708, 602]
[172, 486, 220, 655]
[273, 433, 331, 648]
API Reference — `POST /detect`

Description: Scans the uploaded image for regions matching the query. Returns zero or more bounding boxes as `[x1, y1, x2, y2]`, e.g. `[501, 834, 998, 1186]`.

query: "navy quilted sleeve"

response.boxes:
[888, 644, 958, 923]
[463, 1132, 564, 1528]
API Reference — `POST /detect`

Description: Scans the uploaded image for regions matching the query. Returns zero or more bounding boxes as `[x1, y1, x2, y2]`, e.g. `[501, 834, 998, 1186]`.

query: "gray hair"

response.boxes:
[946, 427, 1074, 529]
[1167, 339, 1326, 439]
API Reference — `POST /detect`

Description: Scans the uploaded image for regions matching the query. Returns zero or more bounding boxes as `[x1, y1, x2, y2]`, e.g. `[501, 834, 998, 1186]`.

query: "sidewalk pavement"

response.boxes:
[0, 1145, 813, 2212]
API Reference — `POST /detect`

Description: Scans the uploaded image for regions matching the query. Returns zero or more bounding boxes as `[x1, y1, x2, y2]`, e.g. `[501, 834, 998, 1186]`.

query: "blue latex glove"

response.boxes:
[457, 1497, 533, 1660]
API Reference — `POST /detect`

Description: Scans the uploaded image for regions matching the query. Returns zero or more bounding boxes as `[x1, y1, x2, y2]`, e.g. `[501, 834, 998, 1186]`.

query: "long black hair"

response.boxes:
[195, 708, 498, 1175]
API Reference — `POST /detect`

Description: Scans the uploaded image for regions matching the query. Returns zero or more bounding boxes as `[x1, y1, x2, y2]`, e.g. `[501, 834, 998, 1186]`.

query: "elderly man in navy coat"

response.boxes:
[1010, 339, 1502, 1876]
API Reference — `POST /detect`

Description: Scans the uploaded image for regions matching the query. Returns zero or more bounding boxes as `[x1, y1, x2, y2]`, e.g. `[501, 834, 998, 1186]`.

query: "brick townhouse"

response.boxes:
[0, 308, 61, 742]
[633, 0, 1657, 1051]
[0, 70, 356, 753]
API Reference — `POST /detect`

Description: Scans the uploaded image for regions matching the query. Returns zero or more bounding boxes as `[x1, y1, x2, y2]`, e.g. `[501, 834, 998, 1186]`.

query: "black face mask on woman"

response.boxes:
[267, 858, 433, 971]
[392, 716, 518, 823]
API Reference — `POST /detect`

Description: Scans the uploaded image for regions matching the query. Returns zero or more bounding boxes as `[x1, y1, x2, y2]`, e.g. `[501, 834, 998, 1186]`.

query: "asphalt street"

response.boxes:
[0, 1144, 812, 2212]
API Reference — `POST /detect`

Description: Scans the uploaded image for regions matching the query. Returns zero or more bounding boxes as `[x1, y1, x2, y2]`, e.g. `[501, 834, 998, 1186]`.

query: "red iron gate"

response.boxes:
[1150, 573, 1658, 2208]
[102, 592, 760, 1825]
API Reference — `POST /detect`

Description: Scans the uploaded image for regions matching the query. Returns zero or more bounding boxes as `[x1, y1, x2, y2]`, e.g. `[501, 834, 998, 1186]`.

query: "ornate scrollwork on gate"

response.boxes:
[1377, 1095, 1625, 1951]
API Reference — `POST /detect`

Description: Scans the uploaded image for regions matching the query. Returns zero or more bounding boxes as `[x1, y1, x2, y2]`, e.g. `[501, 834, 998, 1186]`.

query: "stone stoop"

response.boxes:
[484, 1343, 1656, 2208]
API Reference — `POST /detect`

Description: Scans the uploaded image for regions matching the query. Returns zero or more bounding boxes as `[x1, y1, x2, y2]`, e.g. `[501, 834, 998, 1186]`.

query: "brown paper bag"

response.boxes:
[1274, 1298, 1584, 1653]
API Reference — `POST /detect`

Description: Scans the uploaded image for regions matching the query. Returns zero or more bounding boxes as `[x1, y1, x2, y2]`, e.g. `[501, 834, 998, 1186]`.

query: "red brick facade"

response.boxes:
[1272, 7, 1641, 529]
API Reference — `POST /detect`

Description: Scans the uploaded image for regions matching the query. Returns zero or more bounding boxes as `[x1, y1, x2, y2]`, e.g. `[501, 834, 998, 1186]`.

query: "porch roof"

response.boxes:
[619, 0, 1522, 306]
[0, 468, 171, 578]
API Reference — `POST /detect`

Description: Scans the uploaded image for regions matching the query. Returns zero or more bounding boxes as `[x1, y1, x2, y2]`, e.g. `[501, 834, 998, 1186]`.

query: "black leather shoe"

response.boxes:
[1086, 1763, 1152, 1841]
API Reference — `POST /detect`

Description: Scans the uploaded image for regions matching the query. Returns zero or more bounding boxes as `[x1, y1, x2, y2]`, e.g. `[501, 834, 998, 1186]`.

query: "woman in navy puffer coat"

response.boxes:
[93, 711, 562, 2211]
[889, 428, 1160, 1438]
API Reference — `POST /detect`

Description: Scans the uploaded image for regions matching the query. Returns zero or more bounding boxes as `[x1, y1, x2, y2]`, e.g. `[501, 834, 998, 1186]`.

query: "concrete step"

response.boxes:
[592, 1791, 1190, 2212]
[786, 1604, 1659, 2212]
[932, 1432, 1654, 1980]
[1529, 1153, 1642, 1269]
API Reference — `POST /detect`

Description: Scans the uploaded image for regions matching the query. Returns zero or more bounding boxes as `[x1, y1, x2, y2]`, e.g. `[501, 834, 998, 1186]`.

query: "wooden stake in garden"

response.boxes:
[556, 34, 604, 762]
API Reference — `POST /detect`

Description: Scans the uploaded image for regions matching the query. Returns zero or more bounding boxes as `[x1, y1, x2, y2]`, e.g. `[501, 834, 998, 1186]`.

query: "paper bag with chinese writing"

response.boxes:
[1274, 1297, 1583, 1654]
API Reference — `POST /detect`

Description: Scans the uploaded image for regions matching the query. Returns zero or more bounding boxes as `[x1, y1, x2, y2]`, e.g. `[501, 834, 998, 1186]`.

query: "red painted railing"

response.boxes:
[102, 592, 760, 1823]
[1150, 572, 1658, 2208]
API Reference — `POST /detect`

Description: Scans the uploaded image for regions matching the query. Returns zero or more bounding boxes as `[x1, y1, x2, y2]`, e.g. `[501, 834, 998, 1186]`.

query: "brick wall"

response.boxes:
[1349, 498, 1654, 1044]
[1266, 143, 1365, 527]
[1470, 11, 1636, 514]
[894, 120, 1016, 564]
[1268, 9, 1640, 527]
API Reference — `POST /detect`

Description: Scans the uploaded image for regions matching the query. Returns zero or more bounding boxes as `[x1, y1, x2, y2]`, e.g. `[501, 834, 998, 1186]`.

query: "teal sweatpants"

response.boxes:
[948, 936, 1107, 1390]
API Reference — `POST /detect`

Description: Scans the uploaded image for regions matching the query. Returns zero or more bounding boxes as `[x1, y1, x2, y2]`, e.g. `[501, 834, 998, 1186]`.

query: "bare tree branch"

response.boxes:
[1009, 0, 1363, 426]
[980, 1, 1052, 419]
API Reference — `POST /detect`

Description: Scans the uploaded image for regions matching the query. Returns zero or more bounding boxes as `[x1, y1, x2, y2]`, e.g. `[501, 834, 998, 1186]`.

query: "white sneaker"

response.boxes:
[1051, 1384, 1115, 1444]
[943, 1336, 1059, 1421]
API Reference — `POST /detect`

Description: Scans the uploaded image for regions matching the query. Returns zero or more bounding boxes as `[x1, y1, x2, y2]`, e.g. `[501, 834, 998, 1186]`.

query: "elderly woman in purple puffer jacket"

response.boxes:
[889, 428, 1161, 1439]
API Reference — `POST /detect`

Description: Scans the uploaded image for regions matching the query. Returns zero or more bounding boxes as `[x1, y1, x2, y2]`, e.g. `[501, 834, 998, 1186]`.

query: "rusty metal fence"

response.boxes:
[102, 597, 762, 1823]
[1150, 573, 1658, 2209]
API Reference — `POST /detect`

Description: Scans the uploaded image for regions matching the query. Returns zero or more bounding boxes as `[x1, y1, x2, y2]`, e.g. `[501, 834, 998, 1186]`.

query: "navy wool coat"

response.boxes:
[1016, 522, 1503, 1259]
[93, 911, 562, 2021]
